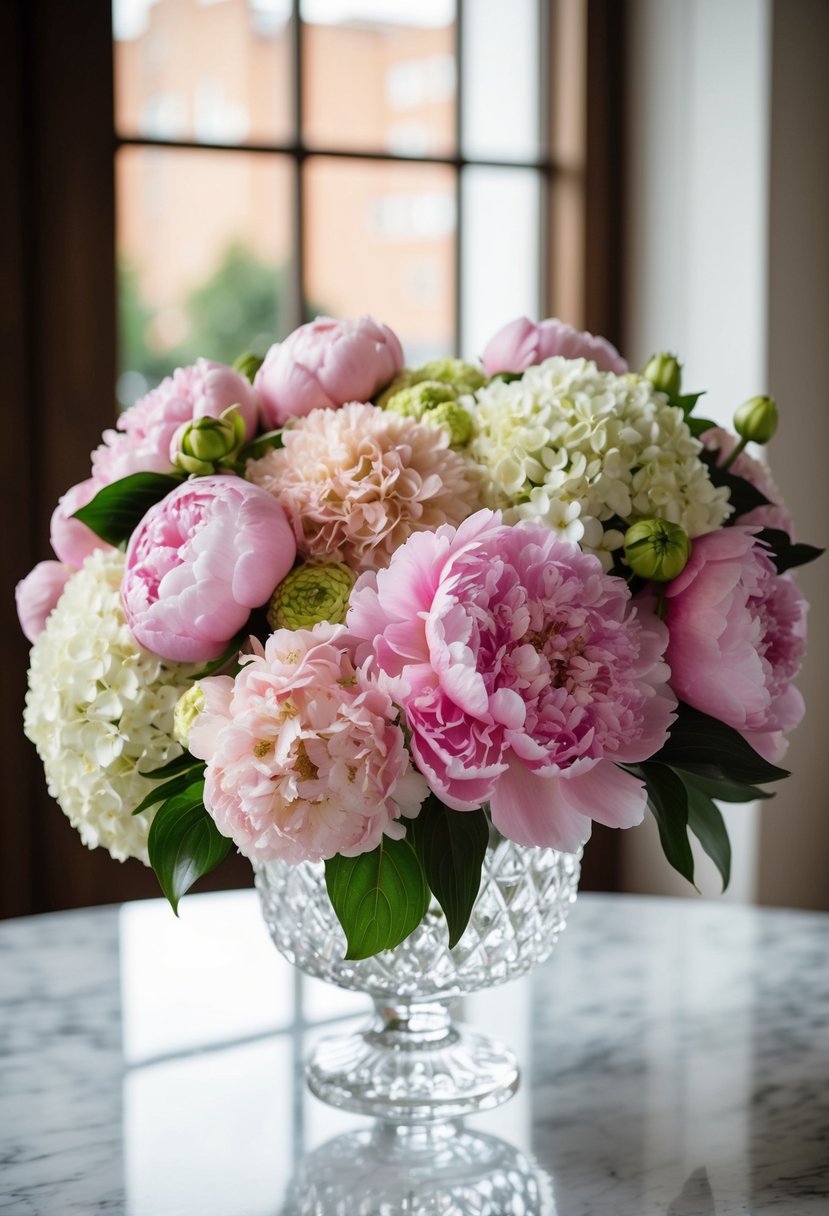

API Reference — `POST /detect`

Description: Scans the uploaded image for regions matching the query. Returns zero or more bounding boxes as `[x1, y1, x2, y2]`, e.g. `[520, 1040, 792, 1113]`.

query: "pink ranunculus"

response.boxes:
[92, 359, 260, 485]
[255, 315, 404, 428]
[481, 316, 628, 377]
[16, 561, 73, 643]
[50, 478, 115, 569]
[347, 509, 675, 853]
[664, 526, 807, 762]
[700, 427, 795, 538]
[122, 475, 296, 662]
[188, 624, 427, 863]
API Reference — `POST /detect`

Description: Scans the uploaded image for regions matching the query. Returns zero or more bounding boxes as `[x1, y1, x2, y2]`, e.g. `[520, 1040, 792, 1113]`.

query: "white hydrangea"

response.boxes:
[23, 550, 199, 864]
[470, 357, 732, 568]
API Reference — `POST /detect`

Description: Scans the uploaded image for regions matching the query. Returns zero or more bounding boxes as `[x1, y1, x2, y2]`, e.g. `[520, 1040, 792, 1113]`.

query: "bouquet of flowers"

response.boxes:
[17, 315, 819, 959]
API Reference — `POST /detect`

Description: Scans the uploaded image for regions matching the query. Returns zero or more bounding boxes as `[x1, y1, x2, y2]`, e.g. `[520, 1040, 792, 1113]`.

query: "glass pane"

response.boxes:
[460, 167, 541, 360]
[114, 0, 293, 146]
[462, 0, 541, 161]
[305, 157, 456, 363]
[116, 146, 294, 407]
[301, 0, 456, 156]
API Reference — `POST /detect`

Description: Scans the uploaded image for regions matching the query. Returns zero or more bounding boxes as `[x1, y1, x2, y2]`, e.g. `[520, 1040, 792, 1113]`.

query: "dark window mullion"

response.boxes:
[537, 0, 551, 319]
[453, 0, 464, 357]
[291, 0, 304, 332]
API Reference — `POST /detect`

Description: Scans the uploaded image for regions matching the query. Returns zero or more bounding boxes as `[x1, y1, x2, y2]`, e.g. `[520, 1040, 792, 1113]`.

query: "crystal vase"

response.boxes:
[255, 836, 581, 1124]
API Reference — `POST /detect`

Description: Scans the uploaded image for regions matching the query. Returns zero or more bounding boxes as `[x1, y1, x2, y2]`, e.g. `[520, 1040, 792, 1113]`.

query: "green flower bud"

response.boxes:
[624, 519, 691, 582]
[173, 684, 206, 748]
[411, 358, 487, 395]
[385, 380, 456, 420]
[421, 399, 473, 447]
[172, 406, 247, 476]
[232, 351, 264, 384]
[375, 372, 412, 410]
[268, 562, 356, 631]
[733, 395, 778, 445]
[641, 353, 682, 399]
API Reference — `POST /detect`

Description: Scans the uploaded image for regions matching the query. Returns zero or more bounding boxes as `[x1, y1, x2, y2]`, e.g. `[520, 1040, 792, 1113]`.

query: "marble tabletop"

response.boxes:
[1, 890, 827, 1215]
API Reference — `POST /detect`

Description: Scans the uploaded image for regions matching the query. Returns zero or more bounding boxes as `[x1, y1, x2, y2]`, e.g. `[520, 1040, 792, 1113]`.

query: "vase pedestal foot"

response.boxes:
[306, 998, 520, 1123]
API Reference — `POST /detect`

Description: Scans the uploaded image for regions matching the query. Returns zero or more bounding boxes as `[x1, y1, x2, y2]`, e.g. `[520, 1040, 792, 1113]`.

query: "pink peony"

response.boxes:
[481, 316, 627, 377]
[701, 427, 795, 537]
[122, 475, 296, 662]
[16, 561, 72, 642]
[664, 526, 807, 762]
[92, 359, 260, 485]
[255, 316, 404, 428]
[188, 623, 427, 863]
[246, 402, 481, 573]
[50, 478, 114, 569]
[347, 509, 675, 852]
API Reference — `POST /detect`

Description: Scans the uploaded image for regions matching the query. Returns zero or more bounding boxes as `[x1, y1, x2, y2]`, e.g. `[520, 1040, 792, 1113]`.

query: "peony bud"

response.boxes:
[232, 351, 264, 384]
[173, 684, 206, 747]
[385, 380, 456, 419]
[624, 519, 691, 582]
[733, 395, 778, 445]
[171, 406, 247, 475]
[641, 353, 682, 399]
[268, 562, 356, 631]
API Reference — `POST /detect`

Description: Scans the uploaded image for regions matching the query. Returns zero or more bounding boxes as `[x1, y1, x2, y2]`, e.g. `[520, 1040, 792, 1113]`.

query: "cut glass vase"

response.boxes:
[255, 836, 581, 1123]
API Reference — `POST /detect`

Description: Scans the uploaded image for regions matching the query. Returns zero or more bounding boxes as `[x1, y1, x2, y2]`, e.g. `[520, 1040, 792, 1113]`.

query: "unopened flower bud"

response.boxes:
[171, 406, 247, 475]
[385, 380, 456, 420]
[268, 562, 355, 631]
[173, 683, 205, 747]
[624, 519, 691, 582]
[232, 351, 264, 384]
[641, 353, 682, 399]
[733, 395, 778, 445]
[422, 399, 473, 447]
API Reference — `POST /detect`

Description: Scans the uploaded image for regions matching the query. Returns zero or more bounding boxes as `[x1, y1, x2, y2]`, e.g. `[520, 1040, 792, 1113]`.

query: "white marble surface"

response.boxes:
[1, 891, 828, 1214]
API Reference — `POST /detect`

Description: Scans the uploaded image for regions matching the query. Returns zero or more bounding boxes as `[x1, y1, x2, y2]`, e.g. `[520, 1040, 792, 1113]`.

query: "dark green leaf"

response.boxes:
[699, 448, 772, 518]
[131, 765, 207, 816]
[755, 527, 824, 574]
[675, 390, 705, 416]
[191, 635, 246, 679]
[639, 762, 695, 885]
[684, 781, 732, 892]
[407, 797, 489, 948]
[148, 783, 232, 914]
[687, 415, 718, 438]
[325, 836, 430, 960]
[73, 472, 183, 547]
[679, 770, 773, 803]
[654, 702, 789, 786]
[491, 371, 524, 384]
[138, 751, 202, 780]
[239, 429, 284, 462]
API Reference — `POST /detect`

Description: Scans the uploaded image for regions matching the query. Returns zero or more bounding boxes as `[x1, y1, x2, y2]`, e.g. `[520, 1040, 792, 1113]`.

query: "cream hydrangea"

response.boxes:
[23, 550, 199, 863]
[470, 357, 732, 568]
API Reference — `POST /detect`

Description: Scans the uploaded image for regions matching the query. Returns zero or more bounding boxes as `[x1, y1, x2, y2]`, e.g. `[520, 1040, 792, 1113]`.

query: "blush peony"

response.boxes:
[347, 509, 675, 852]
[188, 624, 427, 863]
[700, 427, 795, 537]
[481, 316, 627, 377]
[16, 561, 73, 643]
[255, 315, 404, 427]
[92, 359, 260, 484]
[664, 526, 807, 762]
[122, 475, 296, 662]
[50, 477, 114, 569]
[246, 402, 481, 573]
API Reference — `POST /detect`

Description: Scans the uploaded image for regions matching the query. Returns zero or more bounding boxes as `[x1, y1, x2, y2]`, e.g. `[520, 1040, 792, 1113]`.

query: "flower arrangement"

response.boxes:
[18, 315, 820, 958]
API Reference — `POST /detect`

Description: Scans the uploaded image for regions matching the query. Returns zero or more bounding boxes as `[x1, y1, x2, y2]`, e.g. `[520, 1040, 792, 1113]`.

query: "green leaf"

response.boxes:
[679, 770, 773, 803]
[147, 783, 232, 914]
[73, 472, 183, 547]
[325, 836, 430, 960]
[654, 702, 789, 786]
[687, 415, 717, 438]
[699, 449, 772, 518]
[407, 797, 489, 948]
[131, 765, 207, 816]
[639, 762, 695, 885]
[675, 390, 705, 416]
[138, 751, 202, 780]
[684, 780, 732, 892]
[755, 527, 824, 574]
[191, 635, 246, 679]
[239, 429, 284, 463]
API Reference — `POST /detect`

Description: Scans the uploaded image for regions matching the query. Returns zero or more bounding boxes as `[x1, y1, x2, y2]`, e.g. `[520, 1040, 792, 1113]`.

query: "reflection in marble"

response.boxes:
[1, 893, 828, 1214]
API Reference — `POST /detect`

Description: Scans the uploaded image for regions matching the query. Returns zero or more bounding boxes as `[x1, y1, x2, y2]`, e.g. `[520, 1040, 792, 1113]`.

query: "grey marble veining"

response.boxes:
[1, 892, 828, 1215]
